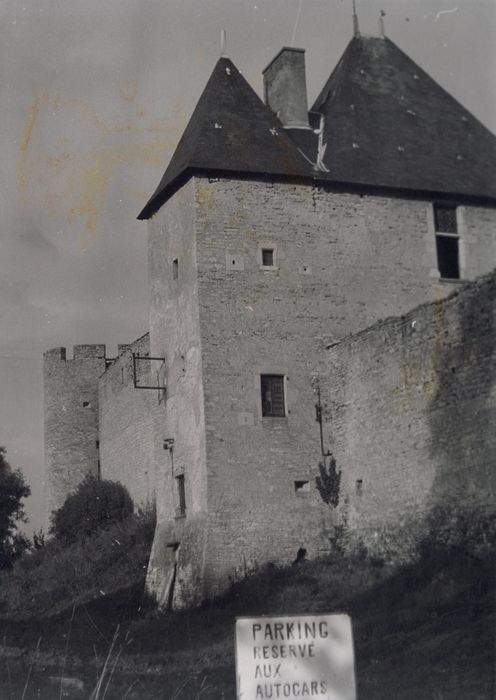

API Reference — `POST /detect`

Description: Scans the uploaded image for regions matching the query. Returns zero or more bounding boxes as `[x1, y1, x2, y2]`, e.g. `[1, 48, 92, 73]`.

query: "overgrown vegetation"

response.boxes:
[0, 507, 155, 618]
[0, 446, 31, 570]
[50, 476, 135, 543]
[0, 499, 493, 699]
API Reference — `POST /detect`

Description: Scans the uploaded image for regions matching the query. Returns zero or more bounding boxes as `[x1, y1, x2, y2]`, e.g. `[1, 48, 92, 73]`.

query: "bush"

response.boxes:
[50, 477, 134, 543]
[0, 507, 156, 618]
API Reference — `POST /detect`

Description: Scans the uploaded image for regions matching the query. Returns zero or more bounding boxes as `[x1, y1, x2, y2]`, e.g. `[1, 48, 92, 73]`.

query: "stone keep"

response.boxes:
[44, 34, 496, 607]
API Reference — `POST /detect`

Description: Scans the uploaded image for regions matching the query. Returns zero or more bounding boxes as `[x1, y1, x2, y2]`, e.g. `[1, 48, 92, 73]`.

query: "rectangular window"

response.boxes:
[172, 258, 179, 280]
[434, 204, 460, 279]
[436, 235, 460, 279]
[175, 475, 186, 516]
[262, 248, 274, 266]
[261, 374, 285, 417]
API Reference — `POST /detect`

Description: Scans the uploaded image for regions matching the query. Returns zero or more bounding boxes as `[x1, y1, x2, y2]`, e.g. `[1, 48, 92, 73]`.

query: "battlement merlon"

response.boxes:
[43, 345, 107, 362]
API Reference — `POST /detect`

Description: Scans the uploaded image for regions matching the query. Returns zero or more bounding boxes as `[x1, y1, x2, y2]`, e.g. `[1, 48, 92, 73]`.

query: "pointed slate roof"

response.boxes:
[138, 57, 312, 219]
[311, 36, 496, 200]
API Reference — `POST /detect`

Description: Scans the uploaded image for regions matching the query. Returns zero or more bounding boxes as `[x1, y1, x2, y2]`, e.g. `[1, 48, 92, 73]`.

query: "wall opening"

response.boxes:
[262, 248, 274, 266]
[165, 542, 180, 611]
[294, 480, 310, 493]
[175, 475, 186, 517]
[436, 235, 460, 279]
[261, 374, 285, 417]
[434, 203, 460, 279]
[172, 258, 179, 280]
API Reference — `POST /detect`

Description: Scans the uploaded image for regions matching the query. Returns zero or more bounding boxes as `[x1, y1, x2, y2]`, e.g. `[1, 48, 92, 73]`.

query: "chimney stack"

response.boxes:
[263, 47, 309, 129]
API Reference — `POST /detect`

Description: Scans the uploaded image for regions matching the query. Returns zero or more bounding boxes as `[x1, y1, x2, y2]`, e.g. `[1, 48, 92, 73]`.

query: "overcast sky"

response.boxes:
[1, 0, 495, 533]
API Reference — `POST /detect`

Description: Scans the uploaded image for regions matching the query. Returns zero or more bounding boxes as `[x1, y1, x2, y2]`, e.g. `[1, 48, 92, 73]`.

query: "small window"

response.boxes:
[261, 374, 285, 417]
[294, 480, 310, 493]
[82, 401, 91, 408]
[434, 204, 460, 280]
[262, 248, 274, 266]
[175, 475, 186, 516]
[172, 258, 179, 280]
[356, 479, 363, 496]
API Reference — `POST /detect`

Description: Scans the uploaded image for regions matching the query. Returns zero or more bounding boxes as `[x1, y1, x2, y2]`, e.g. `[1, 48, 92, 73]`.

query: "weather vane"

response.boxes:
[379, 9, 386, 37]
[352, 0, 360, 37]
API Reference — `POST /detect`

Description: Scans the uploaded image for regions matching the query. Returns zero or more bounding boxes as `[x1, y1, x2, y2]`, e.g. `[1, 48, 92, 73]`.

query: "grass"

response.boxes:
[0, 508, 155, 620]
[0, 509, 494, 699]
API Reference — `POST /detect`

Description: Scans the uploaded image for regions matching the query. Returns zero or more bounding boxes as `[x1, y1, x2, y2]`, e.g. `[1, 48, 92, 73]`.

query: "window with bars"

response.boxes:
[175, 475, 186, 517]
[434, 203, 460, 280]
[261, 374, 286, 417]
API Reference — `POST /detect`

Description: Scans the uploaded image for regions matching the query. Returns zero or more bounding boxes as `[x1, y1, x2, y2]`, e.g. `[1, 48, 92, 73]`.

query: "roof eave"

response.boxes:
[137, 167, 496, 221]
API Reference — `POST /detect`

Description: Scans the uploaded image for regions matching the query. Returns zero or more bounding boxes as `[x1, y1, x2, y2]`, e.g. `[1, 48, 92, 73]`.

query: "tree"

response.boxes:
[0, 447, 31, 569]
[50, 476, 134, 543]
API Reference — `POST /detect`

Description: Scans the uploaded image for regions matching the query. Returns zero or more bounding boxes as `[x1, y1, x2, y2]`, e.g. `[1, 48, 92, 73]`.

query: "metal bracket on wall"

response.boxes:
[132, 353, 166, 390]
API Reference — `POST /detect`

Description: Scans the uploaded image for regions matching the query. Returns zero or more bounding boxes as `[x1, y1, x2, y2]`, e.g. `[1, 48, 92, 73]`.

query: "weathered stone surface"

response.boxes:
[324, 271, 496, 558]
[98, 333, 156, 508]
[43, 346, 106, 526]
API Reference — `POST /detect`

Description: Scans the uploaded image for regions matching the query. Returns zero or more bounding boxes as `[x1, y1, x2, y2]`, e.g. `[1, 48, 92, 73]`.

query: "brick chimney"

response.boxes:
[263, 47, 310, 128]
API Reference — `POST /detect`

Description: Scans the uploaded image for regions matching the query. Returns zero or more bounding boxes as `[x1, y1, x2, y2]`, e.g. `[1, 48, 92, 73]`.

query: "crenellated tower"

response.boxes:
[43, 345, 108, 526]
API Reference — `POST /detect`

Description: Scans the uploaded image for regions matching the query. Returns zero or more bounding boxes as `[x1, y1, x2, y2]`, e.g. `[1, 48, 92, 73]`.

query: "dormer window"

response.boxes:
[434, 203, 460, 280]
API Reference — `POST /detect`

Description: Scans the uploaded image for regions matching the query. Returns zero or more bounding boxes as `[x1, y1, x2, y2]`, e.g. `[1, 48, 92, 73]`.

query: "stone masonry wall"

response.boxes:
[99, 333, 157, 508]
[193, 176, 496, 591]
[145, 180, 210, 608]
[324, 270, 496, 559]
[43, 345, 107, 527]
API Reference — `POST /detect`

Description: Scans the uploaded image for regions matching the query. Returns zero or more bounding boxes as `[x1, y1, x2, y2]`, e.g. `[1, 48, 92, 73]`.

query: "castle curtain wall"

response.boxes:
[324, 271, 496, 558]
[98, 333, 156, 508]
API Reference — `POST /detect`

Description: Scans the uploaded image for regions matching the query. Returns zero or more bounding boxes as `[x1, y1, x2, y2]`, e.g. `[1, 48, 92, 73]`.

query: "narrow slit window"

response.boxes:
[175, 475, 186, 516]
[172, 258, 179, 280]
[434, 204, 460, 280]
[261, 374, 285, 417]
[262, 248, 274, 266]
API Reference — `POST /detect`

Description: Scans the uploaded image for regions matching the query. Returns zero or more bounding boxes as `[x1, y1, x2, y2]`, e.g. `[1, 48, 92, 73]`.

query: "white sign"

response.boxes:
[235, 614, 356, 700]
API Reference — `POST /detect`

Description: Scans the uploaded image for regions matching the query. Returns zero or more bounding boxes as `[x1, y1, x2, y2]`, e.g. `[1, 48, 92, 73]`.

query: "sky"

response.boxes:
[1, 0, 495, 534]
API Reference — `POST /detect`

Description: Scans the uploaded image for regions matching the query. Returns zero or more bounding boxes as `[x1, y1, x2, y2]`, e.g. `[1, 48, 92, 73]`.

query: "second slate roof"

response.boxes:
[311, 36, 496, 200]
[138, 57, 312, 219]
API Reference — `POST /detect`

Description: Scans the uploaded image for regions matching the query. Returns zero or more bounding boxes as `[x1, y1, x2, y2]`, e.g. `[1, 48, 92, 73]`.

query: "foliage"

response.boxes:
[0, 506, 156, 618]
[0, 447, 31, 570]
[315, 453, 341, 507]
[50, 476, 134, 543]
[32, 528, 45, 550]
